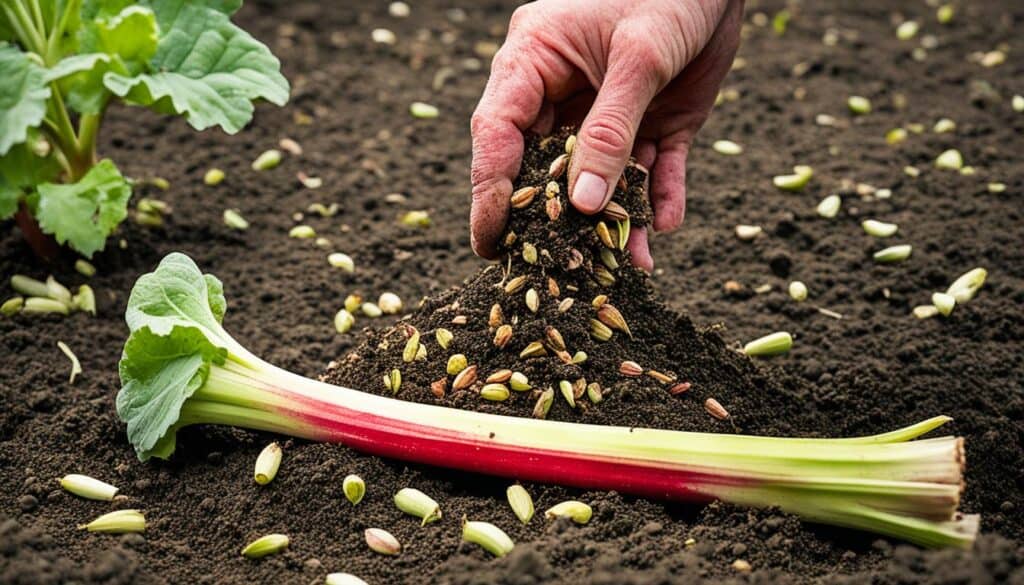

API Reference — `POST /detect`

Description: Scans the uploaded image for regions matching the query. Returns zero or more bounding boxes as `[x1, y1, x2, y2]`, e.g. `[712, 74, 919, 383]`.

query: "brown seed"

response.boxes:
[545, 326, 566, 351]
[504, 231, 517, 247]
[557, 297, 575, 313]
[617, 174, 628, 192]
[548, 154, 568, 178]
[493, 324, 513, 348]
[488, 303, 504, 328]
[451, 315, 468, 325]
[669, 382, 691, 395]
[597, 304, 632, 339]
[547, 277, 560, 298]
[594, 266, 616, 286]
[511, 186, 539, 208]
[520, 341, 547, 358]
[555, 350, 573, 364]
[601, 201, 629, 221]
[452, 365, 478, 390]
[567, 248, 584, 270]
[723, 280, 742, 293]
[431, 378, 447, 398]
[545, 197, 562, 221]
[591, 294, 608, 308]
[486, 369, 513, 383]
[647, 370, 675, 384]
[619, 361, 643, 377]
[572, 378, 587, 400]
[595, 222, 615, 249]
[704, 398, 730, 420]
[504, 276, 527, 294]
[590, 319, 613, 341]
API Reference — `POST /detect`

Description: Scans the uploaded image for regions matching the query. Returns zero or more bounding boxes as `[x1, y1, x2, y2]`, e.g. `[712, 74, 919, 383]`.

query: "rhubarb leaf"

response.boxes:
[117, 326, 227, 460]
[0, 44, 51, 155]
[45, 53, 111, 83]
[0, 178, 17, 219]
[30, 159, 131, 257]
[0, 133, 62, 188]
[103, 0, 288, 133]
[125, 252, 230, 343]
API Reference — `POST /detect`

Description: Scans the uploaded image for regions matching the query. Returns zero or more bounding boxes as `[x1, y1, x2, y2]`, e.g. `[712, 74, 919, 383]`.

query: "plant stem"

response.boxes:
[26, 0, 45, 37]
[76, 112, 103, 167]
[6, 0, 45, 53]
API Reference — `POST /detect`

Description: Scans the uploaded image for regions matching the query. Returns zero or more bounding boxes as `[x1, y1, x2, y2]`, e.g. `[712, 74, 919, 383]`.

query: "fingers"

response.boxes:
[649, 138, 689, 232]
[626, 226, 653, 272]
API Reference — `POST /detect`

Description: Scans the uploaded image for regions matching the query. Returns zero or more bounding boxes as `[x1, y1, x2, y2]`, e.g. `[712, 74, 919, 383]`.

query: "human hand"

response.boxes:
[469, 0, 743, 271]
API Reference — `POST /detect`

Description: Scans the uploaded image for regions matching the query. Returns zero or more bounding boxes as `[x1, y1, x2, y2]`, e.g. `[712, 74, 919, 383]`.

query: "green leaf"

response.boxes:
[0, 11, 14, 42]
[45, 52, 111, 82]
[103, 0, 288, 134]
[0, 44, 51, 155]
[125, 252, 230, 343]
[117, 325, 227, 460]
[0, 130, 63, 187]
[91, 5, 158, 67]
[32, 159, 131, 257]
[0, 177, 19, 219]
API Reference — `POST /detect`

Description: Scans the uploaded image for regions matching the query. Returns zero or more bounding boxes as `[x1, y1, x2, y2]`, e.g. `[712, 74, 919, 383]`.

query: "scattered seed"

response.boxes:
[619, 361, 643, 377]
[743, 331, 793, 357]
[566, 248, 584, 270]
[980, 50, 1005, 68]
[545, 501, 592, 524]
[361, 302, 383, 318]
[204, 168, 225, 186]
[485, 370, 512, 384]
[365, 528, 401, 555]
[410, 102, 439, 119]
[506, 485, 534, 524]
[384, 368, 402, 393]
[289, 225, 315, 239]
[946, 267, 987, 303]
[816, 194, 841, 218]
[400, 210, 431, 228]
[533, 388, 554, 418]
[558, 380, 575, 408]
[481, 383, 510, 401]
[11, 274, 49, 298]
[452, 364, 478, 390]
[873, 245, 913, 263]
[279, 137, 302, 156]
[519, 341, 546, 359]
[462, 518, 514, 557]
[252, 149, 282, 171]
[913, 305, 940, 319]
[904, 165, 921, 177]
[933, 118, 956, 134]
[521, 242, 538, 265]
[593, 266, 616, 287]
[342, 294, 362, 313]
[544, 326, 566, 352]
[60, 474, 118, 501]
[378, 292, 402, 315]
[557, 298, 575, 313]
[936, 4, 954, 23]
[544, 181, 560, 199]
[862, 219, 898, 238]
[402, 330, 421, 363]
[435, 328, 453, 350]
[647, 370, 675, 384]
[595, 222, 615, 248]
[296, 171, 322, 189]
[896, 20, 919, 40]
[447, 354, 468, 376]
[590, 319, 613, 341]
[585, 382, 603, 403]
[598, 248, 619, 270]
[669, 382, 692, 396]
[45, 276, 71, 305]
[932, 292, 956, 316]
[544, 197, 562, 221]
[885, 127, 908, 145]
[327, 253, 355, 273]
[847, 95, 871, 115]
[451, 315, 468, 325]
[548, 154, 567, 178]
[504, 276, 527, 294]
[988, 182, 1006, 193]
[326, 573, 369, 585]
[788, 281, 809, 302]
[597, 304, 632, 339]
[493, 324, 513, 348]
[371, 27, 397, 44]
[510, 186, 539, 209]
[732, 559, 752, 573]
[712, 140, 743, 155]
[565, 134, 577, 155]
[430, 378, 447, 398]
[935, 149, 963, 170]
[525, 288, 539, 313]
[394, 488, 442, 525]
[772, 165, 814, 191]
[343, 474, 365, 505]
[704, 398, 730, 420]
[79, 509, 145, 533]
[23, 297, 69, 315]
[1013, 95, 1024, 113]
[254, 442, 282, 485]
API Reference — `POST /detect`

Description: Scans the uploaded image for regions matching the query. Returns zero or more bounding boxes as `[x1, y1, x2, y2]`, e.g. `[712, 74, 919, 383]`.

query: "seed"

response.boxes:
[509, 372, 530, 391]
[593, 266, 616, 287]
[452, 365, 478, 390]
[847, 95, 871, 115]
[597, 248, 618, 271]
[935, 149, 963, 170]
[254, 442, 282, 485]
[548, 154, 568, 178]
[394, 488, 442, 525]
[204, 168, 226, 186]
[252, 149, 282, 171]
[545, 278, 560, 299]
[79, 509, 145, 533]
[60, 474, 118, 501]
[788, 281, 808, 302]
[544, 501, 592, 524]
[410, 102, 439, 119]
[597, 304, 632, 339]
[481, 383, 510, 401]
[647, 370, 675, 384]
[384, 368, 402, 393]
[504, 276, 527, 294]
[545, 197, 562, 221]
[533, 388, 554, 418]
[599, 202, 629, 223]
[297, 172, 323, 189]
[980, 50, 1005, 68]
[343, 474, 365, 504]
[873, 245, 913, 263]
[732, 559, 752, 573]
[743, 331, 793, 357]
[377, 292, 402, 314]
[896, 20, 919, 40]
[619, 361, 643, 377]
[11, 274, 49, 298]
[567, 248, 584, 270]
[73, 284, 95, 314]
[772, 170, 811, 192]
[44, 276, 71, 304]
[590, 319, 613, 341]
[946, 267, 986, 303]
[483, 305, 503, 331]
[712, 140, 743, 155]
[557, 298, 575, 313]
[525, 288, 539, 312]
[669, 382, 692, 395]
[507, 485, 534, 524]
[278, 137, 302, 156]
[324, 252, 355, 274]
[289, 225, 315, 239]
[543, 181, 560, 199]
[510, 186, 540, 208]
[326, 573, 369, 585]
[565, 134, 577, 155]
[558, 380, 575, 408]
[1014, 94, 1024, 113]
[493, 324, 513, 348]
[365, 528, 401, 555]
[933, 118, 956, 134]
[519, 341, 547, 359]
[486, 369, 513, 384]
[960, 166, 976, 176]
[988, 182, 1007, 193]
[585, 382, 603, 403]
[904, 165, 920, 177]
[862, 219, 898, 238]
[23, 297, 69, 315]
[462, 518, 515, 557]
[333, 309, 355, 334]
[885, 127, 908, 145]
[543, 326, 566, 352]
[937, 4, 954, 23]
[704, 398, 730, 420]
[446, 354, 468, 375]
[931, 292, 956, 317]
[402, 330, 420, 362]
[435, 328, 453, 350]
[913, 304, 940, 319]
[816, 195, 841, 218]
[400, 210, 431, 228]
[570, 378, 587, 400]
[452, 315, 468, 325]
[593, 222, 614, 249]
[522, 243, 538, 265]
[361, 302, 383, 318]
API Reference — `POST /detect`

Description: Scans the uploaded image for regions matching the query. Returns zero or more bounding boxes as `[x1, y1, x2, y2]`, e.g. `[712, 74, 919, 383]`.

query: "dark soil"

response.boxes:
[2, 1, 1023, 584]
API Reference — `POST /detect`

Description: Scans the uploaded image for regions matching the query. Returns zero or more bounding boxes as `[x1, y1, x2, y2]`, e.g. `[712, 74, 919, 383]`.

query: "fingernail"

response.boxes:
[571, 172, 608, 213]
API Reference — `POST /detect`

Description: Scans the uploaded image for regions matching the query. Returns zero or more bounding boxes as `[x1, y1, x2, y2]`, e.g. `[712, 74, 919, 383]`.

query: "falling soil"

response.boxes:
[2, 1, 1024, 584]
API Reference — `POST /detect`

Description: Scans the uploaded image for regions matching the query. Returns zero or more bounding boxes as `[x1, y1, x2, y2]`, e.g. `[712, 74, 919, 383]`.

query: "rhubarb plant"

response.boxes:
[0, 0, 288, 258]
[117, 253, 980, 548]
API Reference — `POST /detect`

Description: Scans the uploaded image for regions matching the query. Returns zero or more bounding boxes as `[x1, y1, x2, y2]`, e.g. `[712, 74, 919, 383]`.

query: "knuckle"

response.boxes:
[508, 5, 533, 32]
[582, 108, 635, 159]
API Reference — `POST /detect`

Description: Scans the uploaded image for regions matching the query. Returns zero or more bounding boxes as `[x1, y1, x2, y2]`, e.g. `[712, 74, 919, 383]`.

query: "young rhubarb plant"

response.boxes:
[0, 0, 288, 258]
[117, 253, 980, 548]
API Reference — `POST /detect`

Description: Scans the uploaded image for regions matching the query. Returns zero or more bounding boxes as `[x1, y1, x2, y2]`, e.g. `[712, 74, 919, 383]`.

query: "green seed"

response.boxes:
[23, 297, 69, 315]
[847, 95, 872, 115]
[873, 245, 913, 263]
[224, 209, 249, 230]
[932, 292, 955, 317]
[326, 573, 369, 585]
[461, 518, 514, 557]
[712, 140, 743, 155]
[571, 351, 588, 365]
[11, 275, 49, 298]
[384, 368, 402, 393]
[289, 225, 315, 238]
[45, 276, 72, 305]
[586, 382, 603, 404]
[544, 500, 592, 524]
[447, 354, 468, 375]
[327, 253, 355, 273]
[896, 20, 919, 40]
[410, 102, 439, 119]
[378, 292, 403, 314]
[772, 165, 813, 191]
[73, 285, 96, 315]
[79, 509, 145, 533]
[509, 372, 530, 391]
[743, 331, 793, 357]
[1, 296, 24, 316]
[365, 528, 401, 555]
[506, 485, 534, 524]
[204, 168, 226, 186]
[788, 281, 808, 302]
[559, 380, 575, 408]
[361, 302, 383, 318]
[862, 219, 898, 238]
[400, 210, 431, 228]
[946, 267, 987, 303]
[522, 242, 538, 265]
[934, 149, 963, 170]
[254, 442, 282, 485]
[988, 182, 1006, 193]
[933, 118, 956, 134]
[599, 248, 619, 270]
[60, 474, 118, 501]
[150, 177, 170, 191]
[57, 341, 81, 384]
[402, 330, 421, 363]
[480, 383, 510, 402]
[936, 4, 954, 24]
[885, 128, 908, 145]
[241, 533, 289, 558]
[74, 259, 96, 277]
[435, 328, 454, 350]
[344, 294, 362, 313]
[816, 194, 841, 218]
[532, 388, 554, 419]
[343, 474, 365, 505]
[904, 165, 921, 177]
[252, 149, 282, 171]
[394, 488, 442, 525]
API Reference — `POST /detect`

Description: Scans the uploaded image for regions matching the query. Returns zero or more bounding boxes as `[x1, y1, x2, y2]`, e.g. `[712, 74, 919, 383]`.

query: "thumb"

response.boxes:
[569, 59, 659, 214]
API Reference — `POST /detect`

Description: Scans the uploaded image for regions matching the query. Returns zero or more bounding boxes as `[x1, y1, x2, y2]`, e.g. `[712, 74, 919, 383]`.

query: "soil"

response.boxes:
[2, 1, 1023, 584]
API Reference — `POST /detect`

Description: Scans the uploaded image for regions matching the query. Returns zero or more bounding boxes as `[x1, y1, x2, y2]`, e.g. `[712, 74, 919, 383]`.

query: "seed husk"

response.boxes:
[544, 500, 592, 524]
[365, 528, 401, 555]
[704, 398, 730, 420]
[546, 197, 562, 221]
[533, 388, 554, 418]
[486, 369, 513, 384]
[589, 319, 613, 341]
[60, 474, 118, 501]
[326, 573, 369, 585]
[547, 277, 560, 297]
[946, 267, 987, 303]
[510, 186, 539, 209]
[935, 149, 963, 170]
[743, 331, 793, 357]
[558, 380, 575, 408]
[384, 368, 402, 393]
[334, 309, 355, 333]
[647, 370, 675, 384]
[204, 168, 225, 186]
[328, 253, 355, 273]
[394, 488, 442, 525]
[932, 292, 956, 316]
[593, 266, 616, 287]
[504, 276, 527, 294]
[79, 509, 145, 533]
[435, 328, 453, 350]
[571, 378, 587, 400]
[509, 372, 530, 391]
[402, 330, 421, 362]
[847, 95, 872, 115]
[601, 201, 629, 221]
[493, 324, 513, 348]
[817, 194, 841, 218]
[252, 149, 282, 171]
[557, 297, 575, 313]
[913, 304, 940, 319]
[567, 248, 584, 270]
[548, 154, 568, 178]
[23, 297, 70, 315]
[619, 361, 643, 377]
[669, 381, 692, 395]
[488, 303, 504, 328]
[74, 259, 96, 277]
[1, 296, 24, 315]
[451, 315, 468, 325]
[447, 354, 468, 375]
[481, 383, 510, 402]
[862, 219, 899, 237]
[788, 281, 808, 302]
[410, 102, 439, 119]
[597, 304, 632, 338]
[595, 222, 615, 248]
[599, 248, 619, 270]
[289, 225, 316, 238]
[462, 517, 514, 557]
[452, 364, 478, 390]
[519, 341, 546, 358]
[545, 326, 566, 351]
[522, 242, 538, 264]
[254, 442, 283, 485]
[873, 245, 913, 263]
[11, 275, 49, 299]
[506, 485, 534, 524]
[712, 140, 743, 155]
[735, 224, 762, 240]
[524, 288, 539, 313]
[343, 474, 365, 504]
